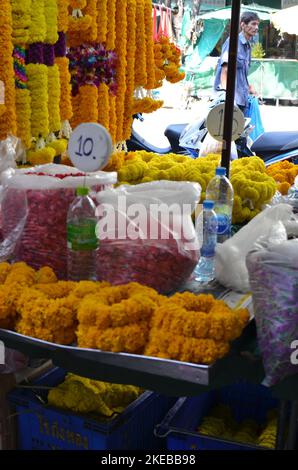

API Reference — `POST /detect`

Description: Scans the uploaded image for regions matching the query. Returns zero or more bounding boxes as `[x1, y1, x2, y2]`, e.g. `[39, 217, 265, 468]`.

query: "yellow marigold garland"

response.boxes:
[57, 0, 70, 32]
[105, 0, 116, 50]
[28, 0, 46, 44]
[96, 0, 108, 44]
[122, 0, 137, 141]
[44, 0, 59, 45]
[0, 0, 17, 140]
[47, 65, 61, 133]
[144, 0, 156, 90]
[27, 146, 56, 165]
[98, 83, 109, 131]
[15, 88, 32, 149]
[11, 0, 32, 45]
[55, 56, 73, 134]
[134, 0, 147, 88]
[27, 63, 49, 138]
[115, 0, 128, 143]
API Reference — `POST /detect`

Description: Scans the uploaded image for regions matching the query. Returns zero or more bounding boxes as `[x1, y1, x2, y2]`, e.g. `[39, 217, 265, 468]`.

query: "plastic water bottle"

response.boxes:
[206, 167, 234, 243]
[67, 187, 98, 281]
[193, 200, 218, 283]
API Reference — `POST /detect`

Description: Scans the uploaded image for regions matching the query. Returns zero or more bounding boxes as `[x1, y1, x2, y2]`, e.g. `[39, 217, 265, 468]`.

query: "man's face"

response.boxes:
[241, 20, 259, 39]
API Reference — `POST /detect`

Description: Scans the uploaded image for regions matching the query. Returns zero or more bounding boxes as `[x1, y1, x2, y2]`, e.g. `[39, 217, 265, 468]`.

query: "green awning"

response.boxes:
[199, 4, 279, 22]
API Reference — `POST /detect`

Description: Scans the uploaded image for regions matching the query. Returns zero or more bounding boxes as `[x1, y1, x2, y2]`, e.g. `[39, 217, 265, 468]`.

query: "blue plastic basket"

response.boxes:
[8, 367, 175, 450]
[155, 382, 279, 451]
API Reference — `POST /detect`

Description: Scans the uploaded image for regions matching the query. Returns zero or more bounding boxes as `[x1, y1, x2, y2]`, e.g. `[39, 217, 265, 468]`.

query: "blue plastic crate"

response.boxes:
[8, 367, 175, 450]
[155, 382, 279, 451]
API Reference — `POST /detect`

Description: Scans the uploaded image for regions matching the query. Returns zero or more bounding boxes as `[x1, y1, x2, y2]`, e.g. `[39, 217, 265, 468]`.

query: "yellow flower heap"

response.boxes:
[266, 160, 298, 195]
[48, 373, 142, 416]
[145, 292, 249, 364]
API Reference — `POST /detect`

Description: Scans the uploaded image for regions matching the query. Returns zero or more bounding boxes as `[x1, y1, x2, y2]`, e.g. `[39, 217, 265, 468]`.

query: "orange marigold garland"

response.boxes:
[266, 161, 298, 195]
[122, 0, 137, 141]
[68, 0, 98, 47]
[154, 35, 185, 88]
[96, 0, 108, 44]
[0, 0, 17, 140]
[71, 85, 98, 128]
[57, 0, 70, 33]
[98, 83, 109, 131]
[134, 0, 147, 88]
[144, 0, 156, 91]
[115, 0, 128, 144]
[55, 56, 73, 134]
[105, 0, 116, 51]
[108, 94, 117, 144]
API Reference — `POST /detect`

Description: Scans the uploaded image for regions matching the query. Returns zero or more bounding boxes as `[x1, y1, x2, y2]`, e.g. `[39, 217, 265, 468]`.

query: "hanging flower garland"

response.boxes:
[134, 0, 147, 88]
[57, 0, 70, 33]
[154, 35, 185, 88]
[98, 83, 109, 131]
[72, 84, 98, 127]
[144, 0, 156, 91]
[115, 0, 128, 144]
[96, 0, 108, 44]
[105, 0, 116, 51]
[108, 94, 117, 144]
[28, 0, 46, 44]
[55, 56, 73, 129]
[48, 65, 61, 134]
[11, 0, 31, 45]
[0, 0, 17, 140]
[26, 63, 49, 139]
[68, 0, 98, 47]
[44, 0, 59, 45]
[13, 46, 32, 148]
[122, 0, 137, 141]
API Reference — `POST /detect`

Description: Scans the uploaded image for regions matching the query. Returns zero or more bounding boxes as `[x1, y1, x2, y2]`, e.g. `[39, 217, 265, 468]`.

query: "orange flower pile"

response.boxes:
[266, 161, 298, 195]
[154, 35, 185, 88]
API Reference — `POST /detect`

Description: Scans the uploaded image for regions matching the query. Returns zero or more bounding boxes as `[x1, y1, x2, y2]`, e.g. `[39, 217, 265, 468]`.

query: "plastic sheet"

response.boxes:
[246, 230, 298, 386]
[96, 181, 201, 294]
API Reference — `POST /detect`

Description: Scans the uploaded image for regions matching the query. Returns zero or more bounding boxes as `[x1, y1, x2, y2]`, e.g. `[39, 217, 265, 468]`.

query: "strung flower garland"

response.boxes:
[48, 65, 61, 133]
[154, 35, 185, 88]
[11, 0, 32, 45]
[68, 0, 98, 47]
[26, 63, 49, 139]
[0, 0, 17, 140]
[122, 0, 137, 141]
[98, 83, 109, 131]
[71, 84, 98, 129]
[28, 0, 46, 44]
[44, 0, 59, 45]
[55, 56, 73, 131]
[115, 0, 128, 144]
[13, 46, 32, 148]
[105, 0, 116, 51]
[108, 94, 117, 144]
[134, 0, 147, 88]
[57, 0, 70, 33]
[144, 0, 156, 91]
[96, 0, 108, 44]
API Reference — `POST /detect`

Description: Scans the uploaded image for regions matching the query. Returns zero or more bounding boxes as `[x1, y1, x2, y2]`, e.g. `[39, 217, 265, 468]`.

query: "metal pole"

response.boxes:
[221, 0, 241, 176]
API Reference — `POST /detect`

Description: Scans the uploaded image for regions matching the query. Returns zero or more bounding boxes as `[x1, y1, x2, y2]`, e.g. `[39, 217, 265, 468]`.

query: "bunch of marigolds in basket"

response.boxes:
[266, 160, 298, 195]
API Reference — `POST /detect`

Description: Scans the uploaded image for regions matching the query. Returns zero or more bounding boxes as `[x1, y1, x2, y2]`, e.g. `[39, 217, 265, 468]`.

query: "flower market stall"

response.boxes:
[0, 0, 297, 453]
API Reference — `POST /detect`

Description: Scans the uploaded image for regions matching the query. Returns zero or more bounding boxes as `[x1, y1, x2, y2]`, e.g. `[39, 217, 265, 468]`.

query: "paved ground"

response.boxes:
[134, 82, 298, 149]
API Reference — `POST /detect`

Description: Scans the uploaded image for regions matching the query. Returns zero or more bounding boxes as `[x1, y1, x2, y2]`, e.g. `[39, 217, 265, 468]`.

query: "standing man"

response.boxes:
[214, 11, 260, 116]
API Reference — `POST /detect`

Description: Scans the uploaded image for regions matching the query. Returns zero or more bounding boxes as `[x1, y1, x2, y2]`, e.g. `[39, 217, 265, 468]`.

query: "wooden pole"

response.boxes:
[221, 0, 241, 176]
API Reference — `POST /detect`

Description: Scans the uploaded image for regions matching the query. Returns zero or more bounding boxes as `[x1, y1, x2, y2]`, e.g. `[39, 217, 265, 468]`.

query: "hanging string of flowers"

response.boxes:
[0, 0, 17, 140]
[144, 0, 156, 91]
[105, 0, 116, 51]
[122, 0, 137, 141]
[57, 0, 70, 33]
[96, 0, 108, 44]
[28, 0, 46, 44]
[134, 0, 147, 88]
[26, 63, 49, 139]
[115, 0, 128, 144]
[44, 0, 59, 45]
[48, 65, 61, 134]
[98, 83, 109, 131]
[13, 46, 32, 148]
[55, 56, 73, 134]
[108, 94, 117, 144]
[154, 35, 185, 88]
[68, 0, 98, 47]
[11, 0, 31, 45]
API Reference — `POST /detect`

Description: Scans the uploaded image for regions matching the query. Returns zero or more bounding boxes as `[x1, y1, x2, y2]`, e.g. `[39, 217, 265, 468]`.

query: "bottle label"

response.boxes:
[201, 218, 218, 258]
[216, 213, 231, 235]
[67, 221, 98, 251]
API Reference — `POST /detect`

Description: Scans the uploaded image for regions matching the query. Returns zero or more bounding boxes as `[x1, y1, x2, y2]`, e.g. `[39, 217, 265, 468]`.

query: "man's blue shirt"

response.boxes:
[214, 32, 252, 108]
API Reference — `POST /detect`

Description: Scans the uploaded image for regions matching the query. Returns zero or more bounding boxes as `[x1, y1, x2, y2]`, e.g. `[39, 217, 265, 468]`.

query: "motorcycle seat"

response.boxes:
[164, 124, 188, 154]
[252, 131, 298, 153]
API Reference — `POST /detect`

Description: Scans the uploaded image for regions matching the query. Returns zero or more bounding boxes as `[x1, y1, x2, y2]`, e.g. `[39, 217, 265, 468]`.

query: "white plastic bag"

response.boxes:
[199, 133, 238, 160]
[96, 181, 201, 293]
[215, 204, 295, 292]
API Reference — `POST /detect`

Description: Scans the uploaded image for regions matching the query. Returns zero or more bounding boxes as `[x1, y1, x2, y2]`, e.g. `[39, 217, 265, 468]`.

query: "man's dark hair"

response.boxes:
[240, 11, 260, 24]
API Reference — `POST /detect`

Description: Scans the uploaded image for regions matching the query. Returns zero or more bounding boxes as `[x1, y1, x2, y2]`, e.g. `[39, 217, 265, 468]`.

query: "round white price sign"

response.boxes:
[206, 103, 245, 142]
[68, 123, 113, 172]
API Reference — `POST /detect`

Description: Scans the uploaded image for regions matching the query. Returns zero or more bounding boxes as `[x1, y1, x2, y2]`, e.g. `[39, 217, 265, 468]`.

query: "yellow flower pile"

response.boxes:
[48, 373, 142, 417]
[230, 157, 277, 223]
[153, 35, 185, 88]
[145, 292, 249, 365]
[197, 404, 277, 449]
[266, 160, 298, 195]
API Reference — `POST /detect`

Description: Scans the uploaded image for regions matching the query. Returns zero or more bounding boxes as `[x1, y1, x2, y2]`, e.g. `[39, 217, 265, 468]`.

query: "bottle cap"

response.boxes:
[76, 187, 89, 196]
[203, 200, 215, 210]
[216, 167, 226, 176]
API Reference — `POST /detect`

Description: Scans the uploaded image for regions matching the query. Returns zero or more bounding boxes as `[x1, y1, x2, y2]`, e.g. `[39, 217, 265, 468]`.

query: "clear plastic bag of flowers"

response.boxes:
[246, 225, 298, 386]
[0, 135, 21, 174]
[0, 164, 117, 278]
[96, 181, 201, 294]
